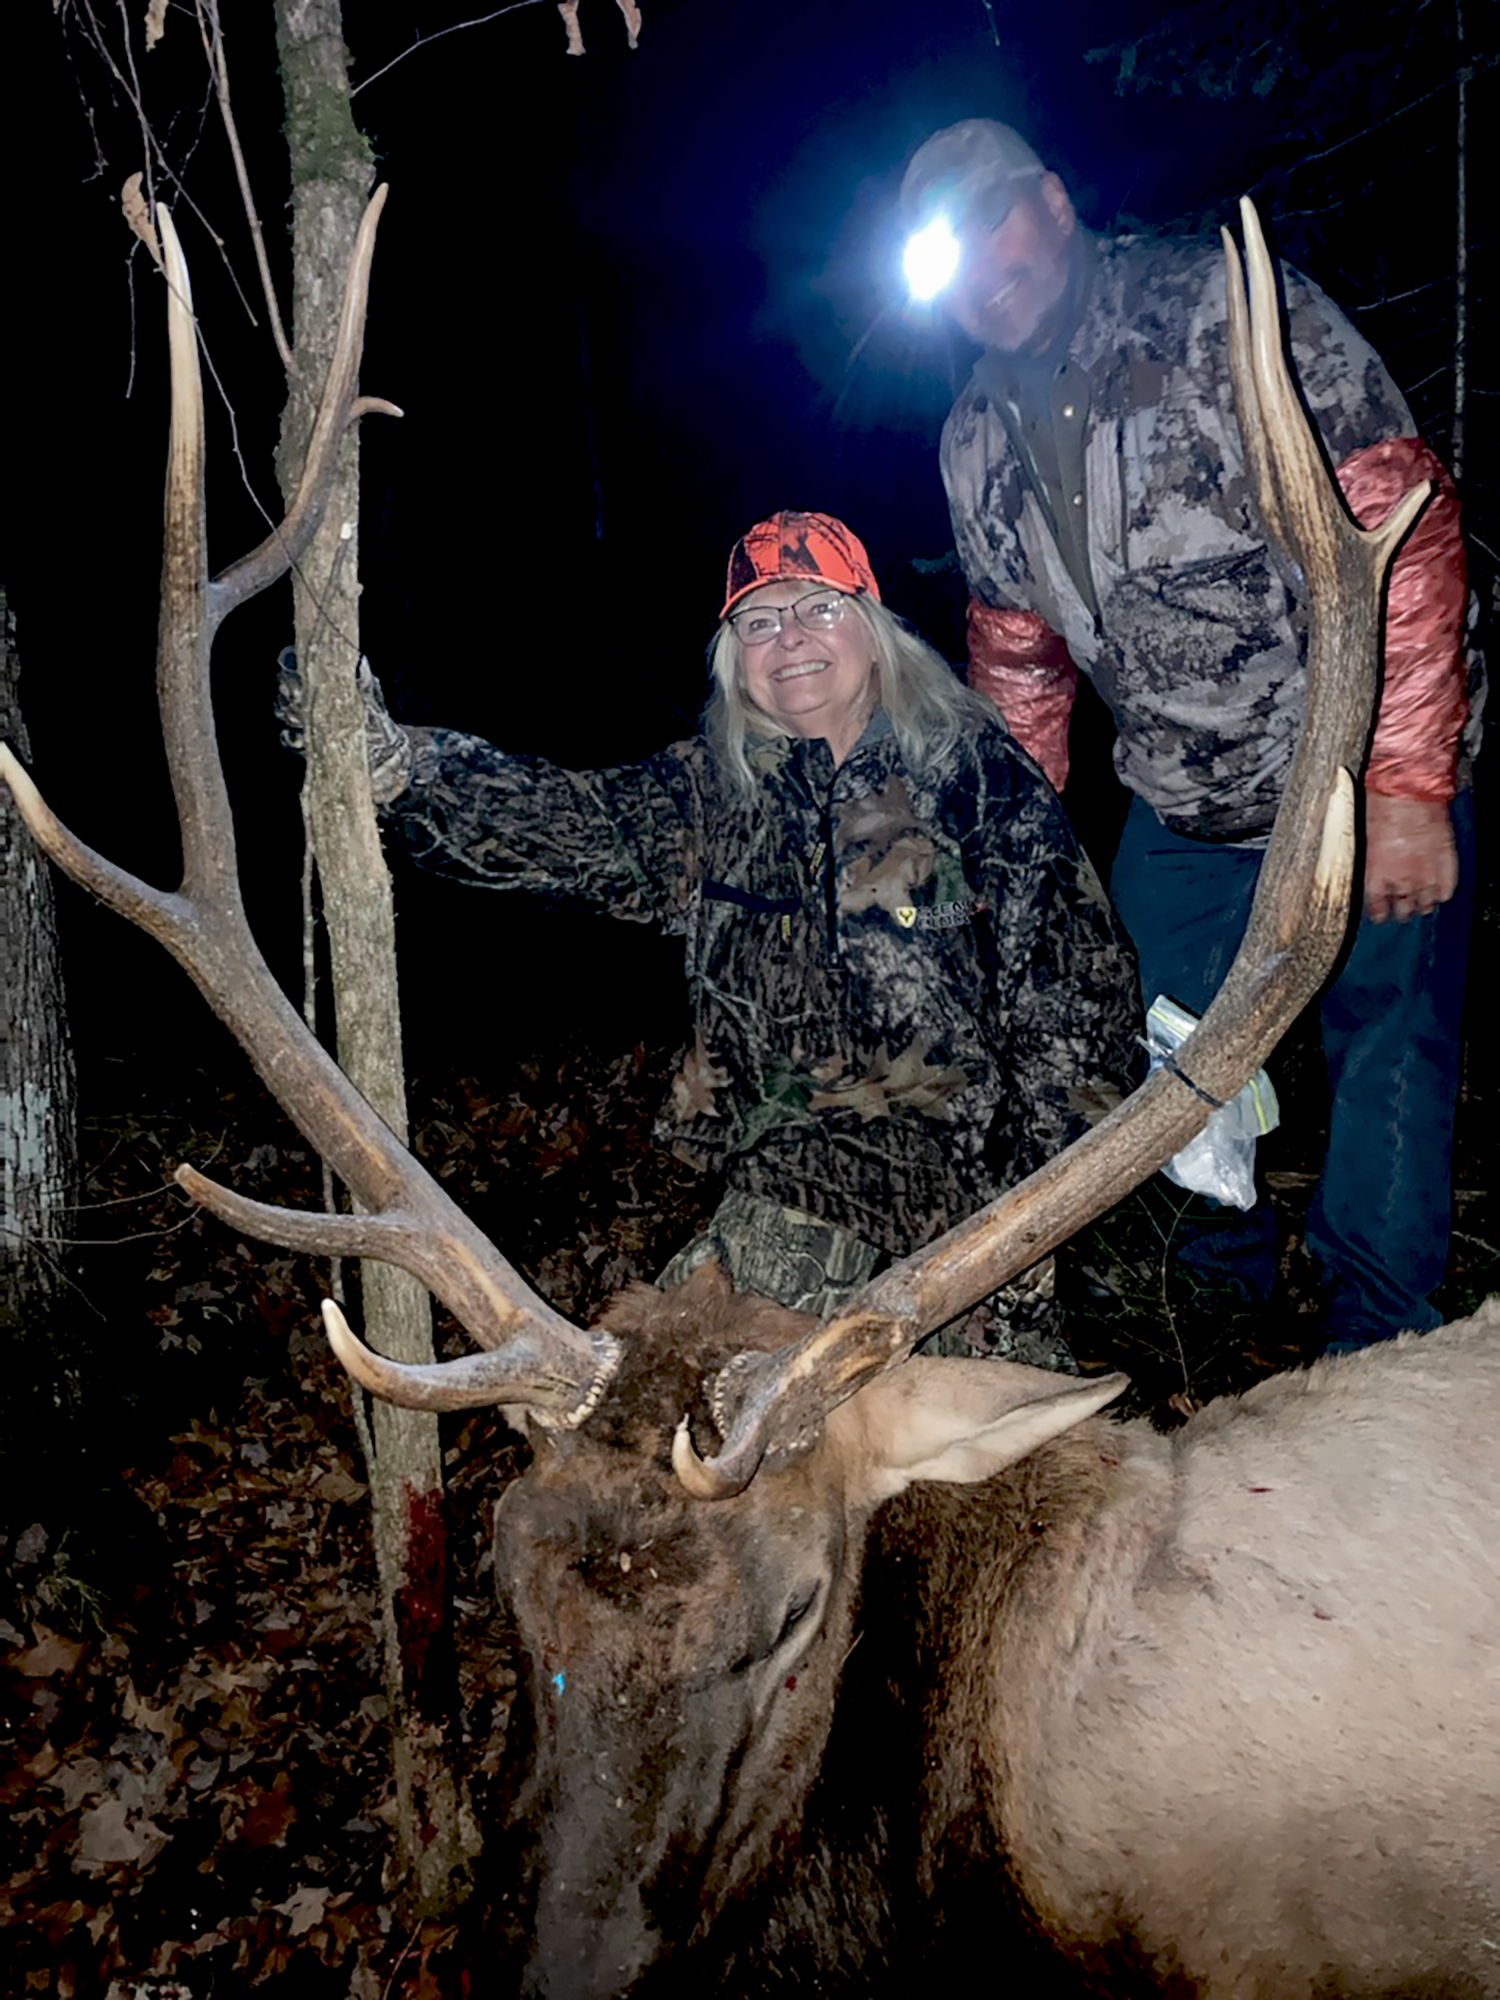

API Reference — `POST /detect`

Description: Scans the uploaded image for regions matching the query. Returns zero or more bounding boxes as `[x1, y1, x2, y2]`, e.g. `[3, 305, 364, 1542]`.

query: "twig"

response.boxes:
[352, 2, 550, 96]
[1271, 56, 1494, 186]
[194, 0, 294, 372]
[1, 1209, 205, 1250]
[59, 0, 261, 327]
[114, 0, 155, 216]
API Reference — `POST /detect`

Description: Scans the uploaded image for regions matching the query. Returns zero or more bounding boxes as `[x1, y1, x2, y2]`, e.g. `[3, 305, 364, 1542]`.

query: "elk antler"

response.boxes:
[672, 198, 1432, 1499]
[0, 194, 619, 1427]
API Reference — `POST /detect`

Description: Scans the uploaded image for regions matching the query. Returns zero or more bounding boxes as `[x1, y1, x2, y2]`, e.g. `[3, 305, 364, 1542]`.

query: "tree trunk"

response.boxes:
[272, 0, 477, 1916]
[0, 586, 79, 1366]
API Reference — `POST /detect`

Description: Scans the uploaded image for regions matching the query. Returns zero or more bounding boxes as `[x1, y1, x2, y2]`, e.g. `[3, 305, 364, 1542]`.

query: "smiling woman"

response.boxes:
[712, 512, 886, 769]
[284, 507, 1141, 1363]
[733, 587, 875, 761]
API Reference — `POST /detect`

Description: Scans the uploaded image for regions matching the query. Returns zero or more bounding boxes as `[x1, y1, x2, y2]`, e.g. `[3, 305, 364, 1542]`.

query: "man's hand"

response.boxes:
[1363, 793, 1457, 924]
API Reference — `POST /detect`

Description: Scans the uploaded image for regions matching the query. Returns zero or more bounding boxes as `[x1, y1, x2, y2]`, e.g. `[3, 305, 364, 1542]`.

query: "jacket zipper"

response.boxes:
[818, 805, 839, 961]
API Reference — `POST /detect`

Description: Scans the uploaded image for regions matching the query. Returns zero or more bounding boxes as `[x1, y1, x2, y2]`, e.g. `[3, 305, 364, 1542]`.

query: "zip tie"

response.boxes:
[1161, 1051, 1226, 1111]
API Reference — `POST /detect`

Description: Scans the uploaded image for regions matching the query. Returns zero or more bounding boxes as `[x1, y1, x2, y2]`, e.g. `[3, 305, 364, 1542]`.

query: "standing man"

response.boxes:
[899, 118, 1477, 1354]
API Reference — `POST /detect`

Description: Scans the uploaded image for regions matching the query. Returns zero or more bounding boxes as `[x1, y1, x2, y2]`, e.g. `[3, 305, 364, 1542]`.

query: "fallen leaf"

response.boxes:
[276, 1883, 330, 1935]
[122, 1681, 177, 1736]
[77, 1798, 146, 1866]
[312, 1466, 366, 1505]
[241, 1770, 296, 1849]
[47, 1756, 104, 1811]
[12, 1631, 86, 1678]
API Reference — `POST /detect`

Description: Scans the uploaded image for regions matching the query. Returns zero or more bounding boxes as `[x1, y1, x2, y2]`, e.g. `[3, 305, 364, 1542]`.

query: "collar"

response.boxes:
[751, 707, 896, 787]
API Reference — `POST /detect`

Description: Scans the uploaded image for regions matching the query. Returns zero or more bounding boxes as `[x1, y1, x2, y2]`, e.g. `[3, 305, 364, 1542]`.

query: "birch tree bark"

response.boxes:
[272, 0, 477, 1916]
[0, 588, 78, 1361]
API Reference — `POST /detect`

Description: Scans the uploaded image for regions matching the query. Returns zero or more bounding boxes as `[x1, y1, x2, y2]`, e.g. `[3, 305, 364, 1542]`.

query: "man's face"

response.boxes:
[944, 171, 1077, 354]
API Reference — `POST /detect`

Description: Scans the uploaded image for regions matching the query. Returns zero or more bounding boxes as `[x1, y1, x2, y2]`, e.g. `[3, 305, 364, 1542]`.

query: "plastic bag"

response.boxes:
[1145, 995, 1280, 1211]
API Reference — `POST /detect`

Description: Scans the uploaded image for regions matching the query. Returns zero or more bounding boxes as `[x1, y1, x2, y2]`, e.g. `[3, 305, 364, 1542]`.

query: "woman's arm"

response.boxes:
[276, 648, 703, 931]
[381, 727, 704, 932]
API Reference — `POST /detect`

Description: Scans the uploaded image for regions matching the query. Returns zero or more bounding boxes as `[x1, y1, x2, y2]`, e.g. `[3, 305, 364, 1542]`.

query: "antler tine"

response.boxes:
[674, 197, 1429, 1499]
[0, 195, 619, 1425]
[215, 185, 403, 611]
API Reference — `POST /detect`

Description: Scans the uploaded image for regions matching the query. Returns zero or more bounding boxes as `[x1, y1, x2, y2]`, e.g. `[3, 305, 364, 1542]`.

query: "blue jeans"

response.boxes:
[1109, 790, 1475, 1350]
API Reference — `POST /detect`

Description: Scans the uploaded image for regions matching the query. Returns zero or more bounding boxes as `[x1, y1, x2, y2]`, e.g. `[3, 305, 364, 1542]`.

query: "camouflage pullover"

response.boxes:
[379, 713, 1139, 1255]
[942, 233, 1474, 840]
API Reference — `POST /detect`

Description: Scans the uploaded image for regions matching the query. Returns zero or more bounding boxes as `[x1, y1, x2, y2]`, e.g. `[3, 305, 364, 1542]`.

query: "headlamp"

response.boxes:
[902, 214, 961, 302]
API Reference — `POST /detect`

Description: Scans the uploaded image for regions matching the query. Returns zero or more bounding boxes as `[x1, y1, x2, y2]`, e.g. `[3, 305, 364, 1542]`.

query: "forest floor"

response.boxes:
[4, 985, 1498, 1997]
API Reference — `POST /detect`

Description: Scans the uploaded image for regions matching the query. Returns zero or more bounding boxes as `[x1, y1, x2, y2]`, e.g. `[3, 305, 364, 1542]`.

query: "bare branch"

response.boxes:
[194, 0, 295, 373]
[59, 0, 260, 325]
[351, 3, 552, 97]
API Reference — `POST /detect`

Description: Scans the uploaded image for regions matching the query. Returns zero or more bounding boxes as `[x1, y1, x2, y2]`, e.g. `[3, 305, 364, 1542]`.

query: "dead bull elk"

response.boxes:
[5, 197, 1496, 1998]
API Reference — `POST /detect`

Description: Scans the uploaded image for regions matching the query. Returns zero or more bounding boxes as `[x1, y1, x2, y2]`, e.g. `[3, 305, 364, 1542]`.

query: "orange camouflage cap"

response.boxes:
[719, 511, 881, 621]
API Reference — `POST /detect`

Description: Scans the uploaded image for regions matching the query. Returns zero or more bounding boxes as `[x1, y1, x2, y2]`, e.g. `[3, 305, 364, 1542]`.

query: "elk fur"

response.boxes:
[486, 1265, 1500, 1996]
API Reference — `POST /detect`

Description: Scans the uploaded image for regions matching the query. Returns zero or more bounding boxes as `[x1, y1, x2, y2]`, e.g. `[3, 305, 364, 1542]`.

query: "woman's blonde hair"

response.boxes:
[703, 592, 991, 797]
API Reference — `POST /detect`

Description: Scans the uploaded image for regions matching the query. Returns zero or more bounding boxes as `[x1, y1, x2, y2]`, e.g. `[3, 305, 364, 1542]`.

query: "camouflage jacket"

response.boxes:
[379, 714, 1140, 1255]
[942, 233, 1432, 840]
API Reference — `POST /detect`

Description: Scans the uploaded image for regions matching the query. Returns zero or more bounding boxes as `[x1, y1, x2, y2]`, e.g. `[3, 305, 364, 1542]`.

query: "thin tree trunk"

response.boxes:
[0, 588, 79, 1354]
[272, 0, 477, 1916]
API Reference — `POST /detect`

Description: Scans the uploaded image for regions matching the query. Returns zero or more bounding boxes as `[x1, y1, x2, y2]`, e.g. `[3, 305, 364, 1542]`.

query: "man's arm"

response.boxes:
[965, 599, 1078, 791]
[1335, 439, 1468, 922]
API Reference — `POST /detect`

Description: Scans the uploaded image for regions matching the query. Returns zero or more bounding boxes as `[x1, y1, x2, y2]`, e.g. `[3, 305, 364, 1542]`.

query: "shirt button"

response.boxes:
[1061, 404, 1076, 419]
[1071, 492, 1084, 507]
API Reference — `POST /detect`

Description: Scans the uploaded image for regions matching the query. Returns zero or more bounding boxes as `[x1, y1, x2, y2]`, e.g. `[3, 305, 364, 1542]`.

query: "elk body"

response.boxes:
[494, 1272, 1500, 1992]
[6, 193, 1489, 1997]
[490, 1270, 1500, 1996]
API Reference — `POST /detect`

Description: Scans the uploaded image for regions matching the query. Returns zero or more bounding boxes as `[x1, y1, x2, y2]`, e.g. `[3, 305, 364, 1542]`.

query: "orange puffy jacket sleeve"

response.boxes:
[965, 599, 1078, 793]
[1335, 437, 1467, 803]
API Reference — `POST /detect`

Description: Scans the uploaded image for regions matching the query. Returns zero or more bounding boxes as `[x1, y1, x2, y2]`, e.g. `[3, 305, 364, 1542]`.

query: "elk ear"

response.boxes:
[837, 1358, 1127, 1507]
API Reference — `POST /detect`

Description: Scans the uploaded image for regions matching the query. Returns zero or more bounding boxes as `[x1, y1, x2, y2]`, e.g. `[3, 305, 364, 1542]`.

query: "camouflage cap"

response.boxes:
[900, 119, 1045, 227]
[720, 512, 882, 620]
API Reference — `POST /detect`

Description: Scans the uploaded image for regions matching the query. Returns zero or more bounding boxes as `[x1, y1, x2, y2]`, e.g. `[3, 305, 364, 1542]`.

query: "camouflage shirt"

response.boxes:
[379, 714, 1139, 1255]
[942, 233, 1417, 839]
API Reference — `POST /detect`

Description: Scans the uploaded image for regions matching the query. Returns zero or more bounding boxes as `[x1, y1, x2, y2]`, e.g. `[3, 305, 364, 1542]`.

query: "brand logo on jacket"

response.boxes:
[894, 899, 987, 931]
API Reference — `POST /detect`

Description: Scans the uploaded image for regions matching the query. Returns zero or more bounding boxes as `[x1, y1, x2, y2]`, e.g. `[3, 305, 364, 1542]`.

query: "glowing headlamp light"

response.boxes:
[902, 214, 961, 302]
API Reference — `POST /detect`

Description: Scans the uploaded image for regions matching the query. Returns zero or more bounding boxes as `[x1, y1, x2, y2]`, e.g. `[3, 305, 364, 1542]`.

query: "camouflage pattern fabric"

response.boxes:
[656, 1189, 881, 1321]
[914, 1251, 1072, 1370]
[275, 649, 413, 804]
[377, 710, 1140, 1259]
[657, 1189, 1075, 1371]
[941, 235, 1420, 841]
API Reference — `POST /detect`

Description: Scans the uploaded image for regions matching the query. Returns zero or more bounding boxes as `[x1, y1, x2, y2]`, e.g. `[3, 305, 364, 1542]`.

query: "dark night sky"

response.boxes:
[8, 0, 1493, 1064]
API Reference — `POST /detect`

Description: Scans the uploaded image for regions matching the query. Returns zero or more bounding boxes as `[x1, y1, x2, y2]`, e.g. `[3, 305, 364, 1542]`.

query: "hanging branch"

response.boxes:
[194, 0, 296, 373]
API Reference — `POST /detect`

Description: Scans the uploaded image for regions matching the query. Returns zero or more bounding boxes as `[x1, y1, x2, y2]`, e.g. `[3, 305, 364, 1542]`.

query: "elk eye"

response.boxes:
[725, 1585, 821, 1676]
[775, 1586, 818, 1652]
